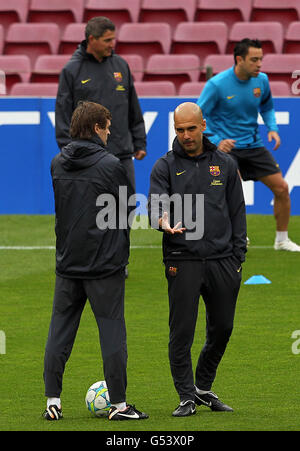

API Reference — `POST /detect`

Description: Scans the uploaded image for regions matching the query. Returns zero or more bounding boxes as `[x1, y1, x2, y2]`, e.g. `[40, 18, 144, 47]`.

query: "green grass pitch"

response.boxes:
[0, 214, 300, 431]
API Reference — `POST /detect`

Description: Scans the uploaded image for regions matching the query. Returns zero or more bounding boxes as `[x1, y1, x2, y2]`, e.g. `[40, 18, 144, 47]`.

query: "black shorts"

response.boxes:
[229, 147, 281, 181]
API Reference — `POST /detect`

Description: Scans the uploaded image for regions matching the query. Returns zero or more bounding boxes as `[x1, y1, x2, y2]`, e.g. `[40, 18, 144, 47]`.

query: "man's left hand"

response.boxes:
[134, 150, 147, 160]
[268, 131, 281, 150]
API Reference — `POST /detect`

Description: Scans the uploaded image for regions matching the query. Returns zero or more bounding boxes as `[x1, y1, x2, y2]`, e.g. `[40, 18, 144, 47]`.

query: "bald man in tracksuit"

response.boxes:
[148, 102, 247, 417]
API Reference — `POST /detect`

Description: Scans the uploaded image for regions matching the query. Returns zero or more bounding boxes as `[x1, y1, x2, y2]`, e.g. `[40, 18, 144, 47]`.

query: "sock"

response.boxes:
[111, 402, 127, 411]
[276, 231, 288, 242]
[47, 397, 61, 409]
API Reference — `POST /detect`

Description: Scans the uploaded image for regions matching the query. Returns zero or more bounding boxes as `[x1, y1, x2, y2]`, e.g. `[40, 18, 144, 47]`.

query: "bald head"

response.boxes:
[174, 102, 203, 123]
[174, 102, 206, 156]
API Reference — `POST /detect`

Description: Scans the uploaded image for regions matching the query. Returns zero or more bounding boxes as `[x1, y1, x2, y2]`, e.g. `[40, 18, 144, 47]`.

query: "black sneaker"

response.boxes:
[194, 390, 233, 412]
[108, 404, 148, 420]
[172, 400, 196, 417]
[43, 405, 63, 421]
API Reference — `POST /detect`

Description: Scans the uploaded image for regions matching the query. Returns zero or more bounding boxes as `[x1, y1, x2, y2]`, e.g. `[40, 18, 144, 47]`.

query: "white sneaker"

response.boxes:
[274, 239, 300, 252]
[246, 236, 250, 247]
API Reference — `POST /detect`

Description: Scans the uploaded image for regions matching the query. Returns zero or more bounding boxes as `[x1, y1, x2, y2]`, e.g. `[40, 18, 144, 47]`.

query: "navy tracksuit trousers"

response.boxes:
[165, 257, 242, 401]
[43, 271, 127, 404]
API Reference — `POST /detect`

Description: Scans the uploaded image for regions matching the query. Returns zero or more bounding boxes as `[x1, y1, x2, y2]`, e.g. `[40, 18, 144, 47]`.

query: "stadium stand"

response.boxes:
[120, 54, 144, 82]
[269, 81, 291, 96]
[10, 82, 58, 96]
[115, 23, 172, 64]
[195, 0, 253, 30]
[284, 22, 300, 54]
[178, 82, 207, 96]
[4, 23, 61, 66]
[30, 55, 71, 83]
[144, 54, 200, 93]
[0, 0, 28, 33]
[134, 81, 176, 96]
[0, 55, 31, 95]
[262, 54, 300, 85]
[28, 0, 84, 32]
[227, 22, 284, 54]
[251, 0, 300, 31]
[58, 23, 86, 54]
[83, 0, 140, 32]
[171, 22, 228, 62]
[139, 0, 196, 34]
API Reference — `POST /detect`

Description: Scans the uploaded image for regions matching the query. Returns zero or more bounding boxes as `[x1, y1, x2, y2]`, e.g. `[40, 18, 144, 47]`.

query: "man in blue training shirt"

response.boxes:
[198, 38, 300, 252]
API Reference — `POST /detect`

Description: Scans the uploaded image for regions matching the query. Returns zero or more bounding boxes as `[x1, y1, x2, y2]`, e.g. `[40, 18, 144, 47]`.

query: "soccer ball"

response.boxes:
[85, 380, 111, 417]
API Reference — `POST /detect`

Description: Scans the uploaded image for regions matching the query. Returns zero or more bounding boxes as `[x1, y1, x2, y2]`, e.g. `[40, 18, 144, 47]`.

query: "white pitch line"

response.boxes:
[0, 245, 273, 250]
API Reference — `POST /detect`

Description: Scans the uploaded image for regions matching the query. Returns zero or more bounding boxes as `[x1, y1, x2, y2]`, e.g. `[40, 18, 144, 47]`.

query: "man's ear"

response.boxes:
[201, 119, 206, 132]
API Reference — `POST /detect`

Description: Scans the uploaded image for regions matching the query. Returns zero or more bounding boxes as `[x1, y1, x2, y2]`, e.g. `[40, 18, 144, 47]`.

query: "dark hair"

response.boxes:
[233, 38, 262, 64]
[85, 16, 115, 40]
[70, 101, 112, 140]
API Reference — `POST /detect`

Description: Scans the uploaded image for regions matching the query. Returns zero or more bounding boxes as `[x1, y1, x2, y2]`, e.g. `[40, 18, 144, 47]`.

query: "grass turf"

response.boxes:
[0, 214, 300, 432]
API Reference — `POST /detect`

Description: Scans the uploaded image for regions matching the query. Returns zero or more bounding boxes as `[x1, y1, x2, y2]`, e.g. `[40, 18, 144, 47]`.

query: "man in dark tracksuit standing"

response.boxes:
[148, 102, 247, 417]
[43, 101, 148, 422]
[55, 16, 147, 193]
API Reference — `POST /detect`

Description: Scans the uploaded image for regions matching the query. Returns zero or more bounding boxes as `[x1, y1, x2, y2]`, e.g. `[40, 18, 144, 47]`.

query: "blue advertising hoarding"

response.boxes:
[0, 97, 299, 214]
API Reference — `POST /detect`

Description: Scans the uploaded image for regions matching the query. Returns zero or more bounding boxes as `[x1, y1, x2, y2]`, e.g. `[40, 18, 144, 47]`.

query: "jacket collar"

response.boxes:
[172, 135, 216, 160]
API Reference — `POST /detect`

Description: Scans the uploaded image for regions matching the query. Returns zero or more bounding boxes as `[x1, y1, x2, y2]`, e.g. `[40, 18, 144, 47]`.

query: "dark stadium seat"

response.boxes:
[139, 0, 196, 34]
[0, 55, 31, 95]
[59, 23, 86, 55]
[251, 0, 300, 31]
[171, 22, 228, 62]
[269, 81, 291, 96]
[284, 22, 300, 54]
[31, 55, 71, 83]
[227, 22, 284, 54]
[84, 0, 140, 32]
[28, 0, 85, 32]
[4, 23, 60, 66]
[195, 0, 252, 30]
[262, 54, 300, 84]
[144, 54, 200, 92]
[134, 81, 176, 96]
[202, 55, 234, 79]
[178, 82, 207, 97]
[115, 23, 172, 65]
[120, 55, 144, 82]
[0, 0, 28, 34]
[10, 82, 58, 96]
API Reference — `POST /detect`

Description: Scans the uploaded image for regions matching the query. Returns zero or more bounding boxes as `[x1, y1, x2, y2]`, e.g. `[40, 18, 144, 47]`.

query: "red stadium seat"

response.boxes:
[251, 0, 300, 31]
[0, 0, 28, 34]
[139, 0, 196, 34]
[28, 0, 85, 31]
[59, 23, 86, 55]
[115, 23, 172, 65]
[120, 55, 144, 82]
[284, 22, 300, 54]
[10, 82, 58, 96]
[171, 22, 228, 62]
[0, 25, 4, 54]
[262, 54, 300, 85]
[84, 0, 140, 32]
[134, 81, 176, 96]
[195, 0, 252, 30]
[144, 54, 200, 92]
[0, 55, 31, 95]
[31, 55, 71, 83]
[227, 22, 284, 54]
[178, 82, 207, 97]
[269, 81, 291, 96]
[202, 55, 234, 80]
[5, 23, 60, 66]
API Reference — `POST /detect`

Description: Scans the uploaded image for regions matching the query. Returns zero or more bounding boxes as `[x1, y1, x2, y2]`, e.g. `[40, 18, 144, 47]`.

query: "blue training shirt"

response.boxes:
[197, 66, 278, 149]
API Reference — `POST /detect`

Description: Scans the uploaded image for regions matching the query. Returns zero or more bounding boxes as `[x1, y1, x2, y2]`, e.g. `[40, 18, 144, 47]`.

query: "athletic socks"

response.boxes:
[47, 397, 61, 409]
[276, 231, 288, 242]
